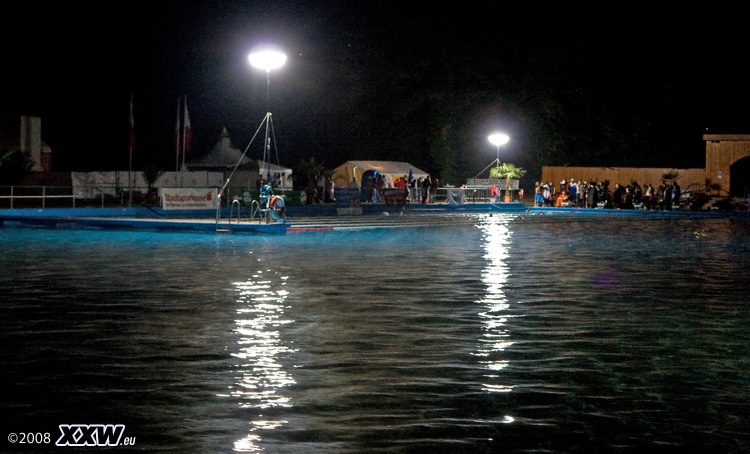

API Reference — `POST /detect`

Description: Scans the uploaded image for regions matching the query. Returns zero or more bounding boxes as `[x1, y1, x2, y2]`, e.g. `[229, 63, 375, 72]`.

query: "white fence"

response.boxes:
[0, 186, 76, 209]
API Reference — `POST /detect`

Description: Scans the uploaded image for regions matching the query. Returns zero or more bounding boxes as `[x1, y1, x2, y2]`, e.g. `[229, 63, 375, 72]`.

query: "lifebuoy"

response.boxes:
[269, 195, 286, 220]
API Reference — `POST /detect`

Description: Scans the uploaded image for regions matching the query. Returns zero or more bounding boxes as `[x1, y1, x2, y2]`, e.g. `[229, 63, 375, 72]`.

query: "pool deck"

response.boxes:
[0, 215, 287, 235]
[0, 203, 746, 235]
[0, 208, 288, 235]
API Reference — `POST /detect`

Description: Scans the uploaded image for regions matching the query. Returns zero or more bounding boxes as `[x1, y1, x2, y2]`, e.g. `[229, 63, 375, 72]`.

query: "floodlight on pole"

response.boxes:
[249, 50, 287, 73]
[249, 47, 287, 185]
[488, 132, 510, 166]
[249, 49, 287, 110]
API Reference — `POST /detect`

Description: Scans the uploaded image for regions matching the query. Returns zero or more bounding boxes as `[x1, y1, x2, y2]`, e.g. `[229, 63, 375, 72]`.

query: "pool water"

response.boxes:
[1, 214, 749, 453]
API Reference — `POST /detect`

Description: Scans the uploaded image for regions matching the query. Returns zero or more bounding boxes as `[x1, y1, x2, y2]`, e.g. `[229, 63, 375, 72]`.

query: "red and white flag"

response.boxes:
[183, 96, 192, 154]
[128, 94, 135, 149]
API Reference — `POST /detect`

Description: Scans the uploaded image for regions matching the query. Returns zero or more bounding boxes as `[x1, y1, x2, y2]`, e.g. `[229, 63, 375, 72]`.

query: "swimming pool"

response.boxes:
[1, 213, 748, 453]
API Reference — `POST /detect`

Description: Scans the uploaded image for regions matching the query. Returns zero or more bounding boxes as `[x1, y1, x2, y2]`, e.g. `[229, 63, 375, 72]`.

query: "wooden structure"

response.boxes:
[703, 134, 750, 197]
[541, 167, 705, 192]
[542, 134, 750, 198]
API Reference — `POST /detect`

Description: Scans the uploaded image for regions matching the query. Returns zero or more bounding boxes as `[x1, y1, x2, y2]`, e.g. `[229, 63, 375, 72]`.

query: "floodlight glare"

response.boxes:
[488, 133, 510, 147]
[249, 50, 287, 73]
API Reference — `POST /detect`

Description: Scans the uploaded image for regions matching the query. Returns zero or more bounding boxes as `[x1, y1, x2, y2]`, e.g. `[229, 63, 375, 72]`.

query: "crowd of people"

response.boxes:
[534, 179, 684, 210]
[413, 175, 439, 203]
[363, 173, 439, 204]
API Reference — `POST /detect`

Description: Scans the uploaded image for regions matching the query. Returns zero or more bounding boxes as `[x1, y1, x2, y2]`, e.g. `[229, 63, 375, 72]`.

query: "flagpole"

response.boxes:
[175, 96, 181, 178]
[181, 95, 188, 188]
[128, 93, 134, 207]
[128, 145, 133, 207]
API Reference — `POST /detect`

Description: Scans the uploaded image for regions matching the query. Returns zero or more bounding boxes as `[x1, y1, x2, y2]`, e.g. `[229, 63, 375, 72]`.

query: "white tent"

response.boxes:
[187, 127, 293, 197]
[331, 160, 428, 189]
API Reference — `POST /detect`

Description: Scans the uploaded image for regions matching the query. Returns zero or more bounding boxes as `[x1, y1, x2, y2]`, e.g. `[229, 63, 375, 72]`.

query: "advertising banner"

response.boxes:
[159, 188, 218, 210]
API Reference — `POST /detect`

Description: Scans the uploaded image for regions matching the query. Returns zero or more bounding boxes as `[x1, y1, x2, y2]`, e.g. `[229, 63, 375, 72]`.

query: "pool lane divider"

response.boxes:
[286, 226, 334, 231]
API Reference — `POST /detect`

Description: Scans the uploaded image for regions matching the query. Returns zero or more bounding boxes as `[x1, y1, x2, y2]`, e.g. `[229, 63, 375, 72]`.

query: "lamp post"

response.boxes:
[249, 47, 287, 185]
[488, 133, 510, 202]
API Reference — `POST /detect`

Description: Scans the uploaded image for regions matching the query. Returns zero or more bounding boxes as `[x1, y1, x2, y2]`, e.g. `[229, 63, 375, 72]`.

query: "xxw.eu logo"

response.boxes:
[55, 424, 129, 446]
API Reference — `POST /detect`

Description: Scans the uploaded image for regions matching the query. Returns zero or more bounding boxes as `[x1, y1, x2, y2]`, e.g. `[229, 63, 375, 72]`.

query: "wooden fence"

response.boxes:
[541, 167, 706, 192]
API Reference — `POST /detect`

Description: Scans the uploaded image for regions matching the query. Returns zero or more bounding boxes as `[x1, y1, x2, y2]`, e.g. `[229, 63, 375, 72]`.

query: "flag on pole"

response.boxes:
[128, 94, 135, 149]
[183, 96, 192, 154]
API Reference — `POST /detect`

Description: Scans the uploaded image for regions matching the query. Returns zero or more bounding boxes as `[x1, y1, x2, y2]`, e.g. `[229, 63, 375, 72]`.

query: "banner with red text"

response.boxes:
[159, 187, 218, 210]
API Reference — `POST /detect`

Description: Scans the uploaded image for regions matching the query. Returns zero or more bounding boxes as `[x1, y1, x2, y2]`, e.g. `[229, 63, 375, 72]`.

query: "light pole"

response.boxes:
[488, 133, 509, 202]
[249, 47, 286, 185]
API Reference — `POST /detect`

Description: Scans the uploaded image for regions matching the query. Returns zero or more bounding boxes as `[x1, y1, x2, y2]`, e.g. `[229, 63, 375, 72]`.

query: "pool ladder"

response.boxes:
[215, 199, 242, 233]
[215, 199, 269, 233]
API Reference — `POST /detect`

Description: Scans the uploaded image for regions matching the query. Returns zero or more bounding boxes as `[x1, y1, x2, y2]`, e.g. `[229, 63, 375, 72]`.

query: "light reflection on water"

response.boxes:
[228, 270, 296, 452]
[1, 216, 749, 453]
[474, 215, 516, 396]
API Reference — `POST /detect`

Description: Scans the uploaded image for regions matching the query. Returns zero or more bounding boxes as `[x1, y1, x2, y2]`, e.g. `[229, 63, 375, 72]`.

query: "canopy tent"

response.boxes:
[331, 160, 428, 189]
[187, 127, 293, 198]
[189, 127, 253, 168]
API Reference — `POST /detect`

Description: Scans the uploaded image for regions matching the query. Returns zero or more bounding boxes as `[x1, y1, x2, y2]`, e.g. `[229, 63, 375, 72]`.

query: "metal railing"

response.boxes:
[338, 187, 524, 205]
[1, 185, 298, 210]
[1, 185, 529, 210]
[0, 186, 76, 209]
[407, 187, 522, 204]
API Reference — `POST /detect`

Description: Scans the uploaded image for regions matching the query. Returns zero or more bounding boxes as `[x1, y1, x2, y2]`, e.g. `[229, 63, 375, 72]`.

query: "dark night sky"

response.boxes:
[2, 1, 749, 181]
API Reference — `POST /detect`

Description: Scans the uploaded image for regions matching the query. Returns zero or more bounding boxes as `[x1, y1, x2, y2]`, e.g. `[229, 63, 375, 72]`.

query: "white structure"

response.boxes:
[70, 170, 224, 199]
[1, 114, 52, 171]
[69, 128, 293, 203]
[188, 127, 293, 199]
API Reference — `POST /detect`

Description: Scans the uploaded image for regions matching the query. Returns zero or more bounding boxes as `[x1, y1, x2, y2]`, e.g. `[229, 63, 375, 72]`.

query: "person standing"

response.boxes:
[632, 181, 642, 206]
[422, 175, 431, 203]
[644, 183, 654, 209]
[534, 182, 543, 207]
[586, 182, 597, 208]
[374, 174, 384, 203]
[568, 180, 577, 206]
[658, 181, 668, 210]
[612, 183, 623, 209]
[663, 181, 673, 210]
